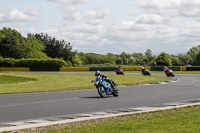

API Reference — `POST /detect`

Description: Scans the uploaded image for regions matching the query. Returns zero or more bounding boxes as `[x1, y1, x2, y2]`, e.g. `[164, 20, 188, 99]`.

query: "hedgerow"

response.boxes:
[0, 58, 71, 67]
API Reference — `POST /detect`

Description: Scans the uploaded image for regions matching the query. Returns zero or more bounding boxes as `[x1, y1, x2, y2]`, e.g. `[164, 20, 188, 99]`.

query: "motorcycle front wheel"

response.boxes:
[171, 74, 175, 77]
[97, 86, 107, 98]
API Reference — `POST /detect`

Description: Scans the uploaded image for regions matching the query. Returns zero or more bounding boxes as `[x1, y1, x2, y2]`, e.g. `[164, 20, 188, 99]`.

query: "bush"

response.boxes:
[0, 58, 71, 67]
[0, 58, 15, 67]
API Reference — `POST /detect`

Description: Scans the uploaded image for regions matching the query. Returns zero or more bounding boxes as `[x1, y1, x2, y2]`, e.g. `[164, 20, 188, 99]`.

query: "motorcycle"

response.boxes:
[115, 68, 124, 75]
[92, 76, 119, 98]
[141, 69, 151, 76]
[164, 69, 175, 77]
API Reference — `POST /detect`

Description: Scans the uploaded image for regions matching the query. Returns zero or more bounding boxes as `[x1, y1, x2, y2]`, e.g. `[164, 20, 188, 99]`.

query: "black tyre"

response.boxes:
[112, 83, 119, 97]
[97, 86, 107, 98]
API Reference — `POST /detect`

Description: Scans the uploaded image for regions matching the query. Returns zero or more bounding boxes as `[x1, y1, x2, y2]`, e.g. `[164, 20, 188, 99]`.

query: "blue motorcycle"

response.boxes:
[92, 76, 119, 98]
[141, 69, 151, 76]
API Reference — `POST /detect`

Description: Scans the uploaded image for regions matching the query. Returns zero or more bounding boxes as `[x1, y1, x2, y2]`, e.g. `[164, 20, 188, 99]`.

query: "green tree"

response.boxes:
[187, 45, 200, 65]
[0, 27, 22, 58]
[0, 27, 47, 59]
[116, 56, 122, 65]
[132, 53, 144, 65]
[15, 34, 47, 59]
[72, 53, 82, 66]
[144, 49, 154, 66]
[194, 50, 200, 65]
[120, 52, 129, 65]
[34, 33, 74, 61]
[129, 57, 136, 65]
[154, 52, 172, 66]
[187, 45, 200, 58]
[178, 54, 192, 66]
[171, 55, 182, 66]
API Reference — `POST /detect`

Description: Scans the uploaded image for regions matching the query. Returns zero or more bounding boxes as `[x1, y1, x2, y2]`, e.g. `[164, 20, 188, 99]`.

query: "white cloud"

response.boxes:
[179, 9, 200, 17]
[2, 0, 200, 55]
[10, 9, 37, 22]
[135, 0, 181, 9]
[135, 0, 200, 18]
[0, 6, 37, 23]
[73, 24, 105, 33]
[46, 0, 87, 5]
[128, 10, 139, 16]
[180, 0, 200, 8]
[84, 7, 110, 25]
[135, 14, 171, 24]
[62, 6, 81, 21]
[113, 21, 150, 32]
[23, 7, 40, 16]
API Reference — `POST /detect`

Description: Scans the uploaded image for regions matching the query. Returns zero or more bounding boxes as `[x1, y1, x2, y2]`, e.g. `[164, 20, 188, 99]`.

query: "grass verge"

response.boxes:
[0, 75, 37, 84]
[0, 72, 171, 95]
[16, 105, 200, 133]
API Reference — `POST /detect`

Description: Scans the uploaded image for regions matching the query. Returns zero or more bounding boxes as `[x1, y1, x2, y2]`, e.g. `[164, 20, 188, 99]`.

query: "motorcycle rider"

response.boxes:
[115, 66, 124, 75]
[95, 70, 117, 93]
[141, 67, 150, 75]
[141, 67, 146, 74]
[115, 66, 119, 72]
[95, 70, 111, 83]
[164, 66, 170, 73]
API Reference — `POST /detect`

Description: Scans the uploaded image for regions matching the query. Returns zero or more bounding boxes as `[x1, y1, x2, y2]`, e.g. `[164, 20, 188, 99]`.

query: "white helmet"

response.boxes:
[95, 70, 100, 76]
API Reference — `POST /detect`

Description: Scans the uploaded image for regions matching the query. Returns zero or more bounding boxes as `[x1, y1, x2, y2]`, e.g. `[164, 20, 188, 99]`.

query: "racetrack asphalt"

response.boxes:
[0, 72, 200, 124]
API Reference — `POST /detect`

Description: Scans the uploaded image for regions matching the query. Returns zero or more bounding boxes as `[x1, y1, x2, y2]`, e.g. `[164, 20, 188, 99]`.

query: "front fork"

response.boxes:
[99, 86, 109, 94]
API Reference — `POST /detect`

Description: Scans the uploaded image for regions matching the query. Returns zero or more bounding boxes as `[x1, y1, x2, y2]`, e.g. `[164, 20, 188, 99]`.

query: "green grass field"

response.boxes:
[42, 105, 200, 133]
[1, 71, 199, 133]
[0, 75, 37, 84]
[0, 72, 171, 95]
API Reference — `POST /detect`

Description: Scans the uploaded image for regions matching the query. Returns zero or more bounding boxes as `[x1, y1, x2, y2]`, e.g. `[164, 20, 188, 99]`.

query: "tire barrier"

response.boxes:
[150, 67, 164, 71]
[169, 67, 181, 71]
[151, 67, 181, 71]
[60, 67, 90, 71]
[186, 67, 200, 71]
[0, 67, 29, 71]
[30, 68, 60, 71]
[180, 66, 187, 71]
[90, 67, 116, 71]
[121, 67, 141, 71]
[0, 66, 199, 71]
[121, 67, 151, 71]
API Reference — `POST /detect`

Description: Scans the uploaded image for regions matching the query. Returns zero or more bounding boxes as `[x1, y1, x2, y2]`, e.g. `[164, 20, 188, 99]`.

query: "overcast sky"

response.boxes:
[0, 0, 200, 55]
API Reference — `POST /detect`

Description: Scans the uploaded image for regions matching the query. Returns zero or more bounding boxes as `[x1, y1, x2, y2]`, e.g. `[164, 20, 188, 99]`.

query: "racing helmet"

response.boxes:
[95, 70, 101, 76]
[142, 67, 145, 69]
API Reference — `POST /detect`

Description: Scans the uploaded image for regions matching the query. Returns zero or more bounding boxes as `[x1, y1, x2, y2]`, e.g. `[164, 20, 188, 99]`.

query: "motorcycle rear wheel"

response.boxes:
[112, 86, 119, 97]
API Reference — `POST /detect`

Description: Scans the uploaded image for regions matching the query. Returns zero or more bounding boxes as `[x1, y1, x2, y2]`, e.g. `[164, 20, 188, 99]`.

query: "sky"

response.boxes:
[0, 0, 200, 55]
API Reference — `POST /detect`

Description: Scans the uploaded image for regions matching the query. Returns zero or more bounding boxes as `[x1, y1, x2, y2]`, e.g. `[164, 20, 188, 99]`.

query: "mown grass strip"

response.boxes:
[0, 73, 171, 95]
[0, 75, 37, 84]
[40, 105, 200, 133]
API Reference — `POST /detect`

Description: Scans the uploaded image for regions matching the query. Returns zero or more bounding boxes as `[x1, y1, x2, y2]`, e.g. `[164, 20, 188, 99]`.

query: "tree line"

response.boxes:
[0, 27, 200, 67]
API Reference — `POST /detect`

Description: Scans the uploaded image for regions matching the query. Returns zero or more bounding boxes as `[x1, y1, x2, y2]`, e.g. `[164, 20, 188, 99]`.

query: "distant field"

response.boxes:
[0, 72, 171, 95]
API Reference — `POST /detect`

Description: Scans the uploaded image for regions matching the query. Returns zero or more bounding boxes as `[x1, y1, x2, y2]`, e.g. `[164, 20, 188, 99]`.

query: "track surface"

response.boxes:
[0, 73, 200, 123]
